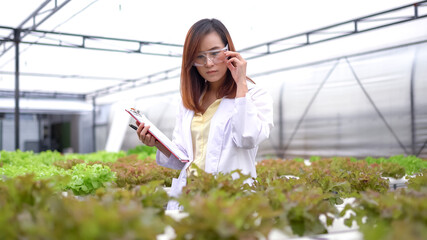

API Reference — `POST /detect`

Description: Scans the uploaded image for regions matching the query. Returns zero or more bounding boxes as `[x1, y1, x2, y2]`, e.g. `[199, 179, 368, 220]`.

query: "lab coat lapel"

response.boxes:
[205, 98, 234, 173]
[183, 109, 194, 162]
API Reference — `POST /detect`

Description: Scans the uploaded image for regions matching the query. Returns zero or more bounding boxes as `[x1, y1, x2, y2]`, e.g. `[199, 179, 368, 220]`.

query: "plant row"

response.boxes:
[0, 147, 180, 194]
[1, 150, 426, 239]
[0, 167, 426, 240]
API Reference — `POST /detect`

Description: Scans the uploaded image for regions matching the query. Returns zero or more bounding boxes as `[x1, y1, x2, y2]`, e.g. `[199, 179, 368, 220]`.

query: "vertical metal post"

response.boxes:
[0, 115, 3, 150]
[14, 29, 20, 150]
[278, 81, 286, 158]
[410, 47, 418, 155]
[36, 114, 43, 152]
[414, 2, 418, 18]
[92, 97, 96, 152]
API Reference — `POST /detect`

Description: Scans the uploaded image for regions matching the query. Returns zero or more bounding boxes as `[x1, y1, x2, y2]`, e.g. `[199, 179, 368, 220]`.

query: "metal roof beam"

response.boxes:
[0, 26, 183, 57]
[0, 90, 85, 100]
[240, 1, 427, 60]
[85, 66, 182, 99]
[0, 0, 72, 58]
[0, 70, 129, 81]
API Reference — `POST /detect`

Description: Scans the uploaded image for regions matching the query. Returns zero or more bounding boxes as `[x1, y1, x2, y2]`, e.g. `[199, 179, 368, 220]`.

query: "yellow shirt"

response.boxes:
[188, 98, 222, 175]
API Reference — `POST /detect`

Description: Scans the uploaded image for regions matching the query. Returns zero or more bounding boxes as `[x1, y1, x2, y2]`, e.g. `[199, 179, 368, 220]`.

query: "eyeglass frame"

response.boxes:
[193, 44, 229, 67]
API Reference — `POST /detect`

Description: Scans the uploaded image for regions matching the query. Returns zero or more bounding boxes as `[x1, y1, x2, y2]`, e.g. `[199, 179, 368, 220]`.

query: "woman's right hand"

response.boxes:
[136, 122, 157, 147]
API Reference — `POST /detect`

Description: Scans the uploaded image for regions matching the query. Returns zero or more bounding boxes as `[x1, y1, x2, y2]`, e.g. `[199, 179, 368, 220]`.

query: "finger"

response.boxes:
[224, 51, 244, 60]
[147, 134, 156, 146]
[141, 125, 150, 137]
[144, 133, 151, 144]
[136, 121, 140, 127]
[227, 60, 236, 71]
[136, 122, 145, 136]
[227, 57, 242, 68]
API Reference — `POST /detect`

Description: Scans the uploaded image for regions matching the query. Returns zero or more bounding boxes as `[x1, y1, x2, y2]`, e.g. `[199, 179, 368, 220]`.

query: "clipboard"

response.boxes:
[125, 108, 189, 163]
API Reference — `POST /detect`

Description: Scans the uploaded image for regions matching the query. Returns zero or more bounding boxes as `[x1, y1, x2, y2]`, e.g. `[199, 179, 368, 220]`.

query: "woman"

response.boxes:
[136, 18, 273, 210]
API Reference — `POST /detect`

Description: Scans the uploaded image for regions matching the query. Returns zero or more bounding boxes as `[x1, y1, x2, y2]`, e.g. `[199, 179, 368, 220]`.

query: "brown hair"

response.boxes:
[180, 18, 240, 112]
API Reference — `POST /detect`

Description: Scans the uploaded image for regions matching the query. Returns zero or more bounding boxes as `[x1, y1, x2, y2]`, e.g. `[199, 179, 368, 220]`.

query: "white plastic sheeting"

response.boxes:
[259, 42, 427, 158]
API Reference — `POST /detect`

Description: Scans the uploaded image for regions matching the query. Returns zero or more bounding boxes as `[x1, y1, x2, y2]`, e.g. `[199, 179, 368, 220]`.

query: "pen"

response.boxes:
[129, 124, 137, 130]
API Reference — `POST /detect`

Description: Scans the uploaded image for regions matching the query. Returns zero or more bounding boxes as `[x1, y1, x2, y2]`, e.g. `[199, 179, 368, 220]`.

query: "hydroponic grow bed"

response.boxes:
[0, 148, 426, 240]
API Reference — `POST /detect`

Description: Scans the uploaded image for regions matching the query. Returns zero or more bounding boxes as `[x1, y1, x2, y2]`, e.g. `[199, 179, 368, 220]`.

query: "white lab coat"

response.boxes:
[155, 80, 274, 210]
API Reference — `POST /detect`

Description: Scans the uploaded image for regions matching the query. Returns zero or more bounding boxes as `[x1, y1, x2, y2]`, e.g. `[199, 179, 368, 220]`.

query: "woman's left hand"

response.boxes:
[224, 51, 247, 85]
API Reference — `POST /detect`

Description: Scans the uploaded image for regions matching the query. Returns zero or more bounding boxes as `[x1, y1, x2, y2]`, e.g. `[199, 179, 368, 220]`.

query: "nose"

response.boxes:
[205, 57, 214, 67]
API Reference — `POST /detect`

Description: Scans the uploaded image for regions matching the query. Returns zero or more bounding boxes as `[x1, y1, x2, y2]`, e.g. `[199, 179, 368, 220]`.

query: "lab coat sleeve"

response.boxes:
[231, 85, 274, 149]
[156, 102, 187, 170]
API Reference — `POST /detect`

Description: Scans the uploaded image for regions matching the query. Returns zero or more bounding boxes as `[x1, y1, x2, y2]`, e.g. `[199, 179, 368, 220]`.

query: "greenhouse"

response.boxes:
[0, 0, 426, 239]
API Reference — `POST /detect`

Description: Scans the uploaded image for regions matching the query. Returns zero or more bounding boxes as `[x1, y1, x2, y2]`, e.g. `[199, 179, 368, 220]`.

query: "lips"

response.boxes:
[206, 70, 217, 74]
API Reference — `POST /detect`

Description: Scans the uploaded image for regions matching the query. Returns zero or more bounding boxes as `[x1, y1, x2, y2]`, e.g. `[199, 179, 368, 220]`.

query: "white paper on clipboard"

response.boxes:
[126, 108, 189, 163]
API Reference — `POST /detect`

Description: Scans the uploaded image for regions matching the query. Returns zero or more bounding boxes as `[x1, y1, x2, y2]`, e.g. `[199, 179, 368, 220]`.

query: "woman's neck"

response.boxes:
[208, 82, 220, 93]
[206, 75, 225, 94]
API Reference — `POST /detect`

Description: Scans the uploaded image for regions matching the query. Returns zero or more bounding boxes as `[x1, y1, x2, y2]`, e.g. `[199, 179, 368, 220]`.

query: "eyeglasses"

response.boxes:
[193, 44, 228, 67]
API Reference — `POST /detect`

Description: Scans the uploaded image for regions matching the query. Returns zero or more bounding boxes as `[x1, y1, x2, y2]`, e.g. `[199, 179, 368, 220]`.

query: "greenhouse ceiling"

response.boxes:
[0, 0, 426, 107]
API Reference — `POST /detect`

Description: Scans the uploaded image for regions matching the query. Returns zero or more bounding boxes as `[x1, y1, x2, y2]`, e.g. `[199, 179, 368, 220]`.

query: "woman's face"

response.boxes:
[194, 31, 228, 86]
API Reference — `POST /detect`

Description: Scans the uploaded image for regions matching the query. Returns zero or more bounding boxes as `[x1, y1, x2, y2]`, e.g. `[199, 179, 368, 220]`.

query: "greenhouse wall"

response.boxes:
[259, 42, 427, 159]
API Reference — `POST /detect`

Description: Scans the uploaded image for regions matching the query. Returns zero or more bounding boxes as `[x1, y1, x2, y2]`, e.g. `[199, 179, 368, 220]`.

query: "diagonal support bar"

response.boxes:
[283, 59, 340, 153]
[416, 140, 427, 157]
[345, 57, 410, 155]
